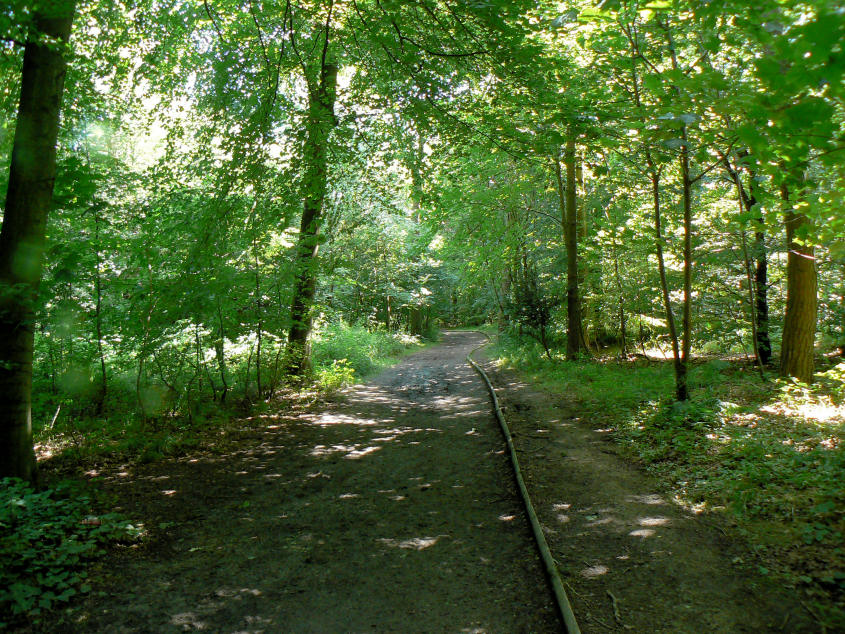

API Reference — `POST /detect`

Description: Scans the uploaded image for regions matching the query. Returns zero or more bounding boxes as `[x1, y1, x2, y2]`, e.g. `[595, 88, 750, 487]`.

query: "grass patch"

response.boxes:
[494, 333, 844, 628]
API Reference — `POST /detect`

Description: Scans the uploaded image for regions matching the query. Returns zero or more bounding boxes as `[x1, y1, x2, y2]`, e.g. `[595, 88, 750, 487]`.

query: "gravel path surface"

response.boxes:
[40, 331, 559, 633]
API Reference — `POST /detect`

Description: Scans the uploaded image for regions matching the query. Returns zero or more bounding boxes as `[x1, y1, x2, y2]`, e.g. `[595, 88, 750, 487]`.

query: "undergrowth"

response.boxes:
[0, 478, 141, 627]
[494, 333, 844, 628]
[35, 323, 426, 463]
[311, 323, 425, 390]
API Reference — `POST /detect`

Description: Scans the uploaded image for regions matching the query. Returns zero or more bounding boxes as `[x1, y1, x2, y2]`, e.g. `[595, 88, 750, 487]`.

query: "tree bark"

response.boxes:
[0, 3, 76, 481]
[284, 59, 337, 379]
[676, 129, 693, 401]
[748, 176, 771, 364]
[93, 211, 107, 413]
[648, 163, 682, 379]
[556, 139, 581, 359]
[663, 20, 693, 401]
[780, 183, 817, 383]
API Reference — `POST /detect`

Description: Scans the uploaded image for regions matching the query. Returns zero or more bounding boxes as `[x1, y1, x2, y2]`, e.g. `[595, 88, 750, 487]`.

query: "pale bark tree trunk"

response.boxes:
[0, 3, 76, 481]
[780, 183, 817, 383]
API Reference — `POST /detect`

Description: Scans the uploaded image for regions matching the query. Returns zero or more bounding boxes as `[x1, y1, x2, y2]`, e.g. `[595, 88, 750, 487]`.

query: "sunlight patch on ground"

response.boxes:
[378, 536, 443, 550]
[308, 413, 382, 427]
[310, 444, 382, 459]
[586, 516, 614, 527]
[581, 564, 609, 578]
[171, 612, 207, 629]
[629, 528, 656, 538]
[760, 399, 844, 425]
[638, 516, 670, 526]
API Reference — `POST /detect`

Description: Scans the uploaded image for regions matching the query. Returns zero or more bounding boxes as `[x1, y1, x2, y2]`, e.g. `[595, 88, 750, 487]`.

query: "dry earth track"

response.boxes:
[33, 331, 558, 633]
[28, 330, 817, 632]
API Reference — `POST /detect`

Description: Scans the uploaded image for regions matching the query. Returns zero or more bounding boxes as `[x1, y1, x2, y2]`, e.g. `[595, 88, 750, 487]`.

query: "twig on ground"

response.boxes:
[563, 580, 582, 598]
[607, 590, 623, 625]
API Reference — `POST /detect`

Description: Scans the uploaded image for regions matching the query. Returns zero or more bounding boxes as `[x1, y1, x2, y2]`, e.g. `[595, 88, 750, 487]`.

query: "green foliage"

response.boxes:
[312, 322, 424, 387]
[0, 478, 141, 624]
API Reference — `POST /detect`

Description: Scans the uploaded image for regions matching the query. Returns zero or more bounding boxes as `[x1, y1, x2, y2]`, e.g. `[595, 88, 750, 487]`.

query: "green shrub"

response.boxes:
[0, 478, 141, 625]
[316, 358, 357, 391]
[312, 322, 423, 381]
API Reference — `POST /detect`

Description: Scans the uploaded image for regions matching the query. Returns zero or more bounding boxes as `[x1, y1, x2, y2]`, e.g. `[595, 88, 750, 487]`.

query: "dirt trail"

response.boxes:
[39, 331, 559, 633]
[478, 354, 817, 633]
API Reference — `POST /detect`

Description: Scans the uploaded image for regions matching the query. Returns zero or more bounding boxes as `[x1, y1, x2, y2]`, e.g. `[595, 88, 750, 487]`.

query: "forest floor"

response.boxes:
[26, 331, 817, 633]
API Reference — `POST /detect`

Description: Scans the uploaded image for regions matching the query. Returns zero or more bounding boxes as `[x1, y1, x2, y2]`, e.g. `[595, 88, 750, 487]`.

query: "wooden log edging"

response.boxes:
[466, 334, 581, 634]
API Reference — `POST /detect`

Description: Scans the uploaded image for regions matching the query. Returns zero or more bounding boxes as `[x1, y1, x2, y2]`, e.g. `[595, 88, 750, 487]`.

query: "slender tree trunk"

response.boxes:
[556, 140, 581, 359]
[648, 163, 682, 376]
[216, 300, 229, 404]
[284, 58, 337, 380]
[194, 322, 203, 398]
[253, 228, 263, 397]
[780, 183, 817, 383]
[612, 238, 627, 356]
[676, 130, 693, 401]
[625, 26, 683, 382]
[663, 20, 693, 401]
[749, 178, 771, 365]
[740, 229, 766, 379]
[0, 4, 76, 481]
[725, 157, 770, 370]
[93, 212, 107, 413]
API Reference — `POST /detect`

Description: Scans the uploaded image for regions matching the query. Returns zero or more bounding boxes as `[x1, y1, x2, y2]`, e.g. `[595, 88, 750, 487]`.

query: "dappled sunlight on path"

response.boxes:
[57, 331, 558, 633]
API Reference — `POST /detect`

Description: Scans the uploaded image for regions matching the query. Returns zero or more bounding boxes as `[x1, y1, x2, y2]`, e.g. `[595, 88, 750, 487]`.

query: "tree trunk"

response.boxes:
[93, 211, 107, 413]
[725, 157, 771, 369]
[0, 4, 76, 482]
[253, 226, 263, 397]
[216, 300, 229, 404]
[780, 183, 817, 383]
[663, 21, 693, 401]
[612, 237, 627, 356]
[283, 59, 337, 380]
[556, 140, 581, 359]
[676, 128, 693, 401]
[648, 163, 682, 380]
[749, 179, 771, 365]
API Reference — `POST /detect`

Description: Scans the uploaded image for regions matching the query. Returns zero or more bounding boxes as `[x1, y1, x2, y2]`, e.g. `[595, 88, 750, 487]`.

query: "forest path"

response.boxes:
[479, 357, 817, 633]
[43, 331, 560, 632]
